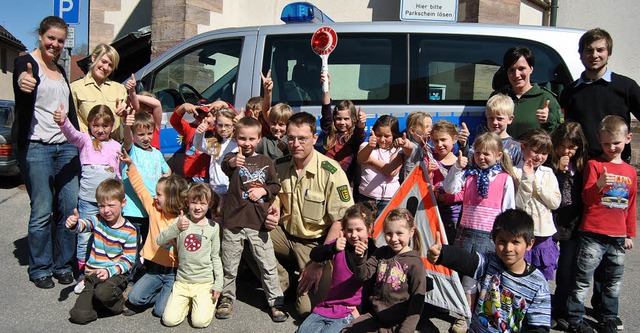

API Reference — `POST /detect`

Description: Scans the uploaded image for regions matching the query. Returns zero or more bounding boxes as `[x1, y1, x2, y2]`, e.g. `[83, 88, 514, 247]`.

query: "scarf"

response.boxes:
[464, 163, 503, 198]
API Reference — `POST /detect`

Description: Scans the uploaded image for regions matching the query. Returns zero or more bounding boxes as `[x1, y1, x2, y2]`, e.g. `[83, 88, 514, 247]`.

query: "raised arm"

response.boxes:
[260, 70, 273, 122]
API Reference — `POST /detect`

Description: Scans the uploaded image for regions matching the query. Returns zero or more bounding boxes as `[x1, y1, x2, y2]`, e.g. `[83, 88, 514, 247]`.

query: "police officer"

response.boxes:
[266, 112, 353, 317]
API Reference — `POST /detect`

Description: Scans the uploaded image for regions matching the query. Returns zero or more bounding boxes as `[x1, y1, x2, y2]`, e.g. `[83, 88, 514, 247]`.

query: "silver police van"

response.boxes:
[132, 4, 584, 164]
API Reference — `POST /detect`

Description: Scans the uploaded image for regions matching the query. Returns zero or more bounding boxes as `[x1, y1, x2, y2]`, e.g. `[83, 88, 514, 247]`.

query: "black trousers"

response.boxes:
[69, 273, 128, 324]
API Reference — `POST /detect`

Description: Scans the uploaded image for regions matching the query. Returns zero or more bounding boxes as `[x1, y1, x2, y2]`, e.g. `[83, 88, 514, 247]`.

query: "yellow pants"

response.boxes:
[162, 280, 215, 328]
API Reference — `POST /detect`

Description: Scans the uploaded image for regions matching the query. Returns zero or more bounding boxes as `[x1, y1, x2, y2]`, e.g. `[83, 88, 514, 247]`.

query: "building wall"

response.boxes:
[556, 0, 640, 82]
[0, 47, 21, 101]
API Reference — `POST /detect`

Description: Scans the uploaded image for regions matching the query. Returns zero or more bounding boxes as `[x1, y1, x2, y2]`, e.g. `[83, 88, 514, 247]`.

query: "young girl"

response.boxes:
[514, 129, 561, 281]
[298, 203, 377, 333]
[428, 120, 463, 244]
[357, 115, 404, 217]
[398, 111, 433, 181]
[442, 131, 516, 314]
[193, 108, 238, 216]
[120, 150, 189, 318]
[53, 104, 121, 293]
[318, 73, 367, 176]
[546, 122, 587, 329]
[341, 208, 426, 332]
[157, 183, 223, 328]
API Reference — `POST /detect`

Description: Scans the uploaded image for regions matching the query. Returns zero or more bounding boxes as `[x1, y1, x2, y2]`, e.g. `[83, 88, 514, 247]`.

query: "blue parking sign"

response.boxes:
[53, 0, 80, 25]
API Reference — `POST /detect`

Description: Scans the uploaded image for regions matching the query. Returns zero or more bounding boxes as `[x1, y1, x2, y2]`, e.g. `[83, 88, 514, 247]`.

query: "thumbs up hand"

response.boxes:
[456, 150, 468, 169]
[18, 63, 37, 93]
[335, 231, 347, 252]
[458, 122, 470, 147]
[596, 166, 616, 191]
[427, 231, 443, 264]
[368, 132, 378, 148]
[536, 99, 551, 124]
[196, 118, 209, 134]
[177, 211, 190, 231]
[523, 158, 534, 175]
[53, 104, 66, 126]
[357, 107, 366, 129]
[125, 73, 136, 92]
[394, 132, 409, 149]
[66, 208, 80, 229]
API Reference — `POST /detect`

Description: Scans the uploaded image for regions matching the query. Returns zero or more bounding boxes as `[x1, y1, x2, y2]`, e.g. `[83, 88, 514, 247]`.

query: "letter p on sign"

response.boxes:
[53, 0, 80, 25]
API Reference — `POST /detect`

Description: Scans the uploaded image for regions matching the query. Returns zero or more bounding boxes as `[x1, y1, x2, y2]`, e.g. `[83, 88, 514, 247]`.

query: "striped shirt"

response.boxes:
[470, 253, 551, 332]
[74, 215, 137, 278]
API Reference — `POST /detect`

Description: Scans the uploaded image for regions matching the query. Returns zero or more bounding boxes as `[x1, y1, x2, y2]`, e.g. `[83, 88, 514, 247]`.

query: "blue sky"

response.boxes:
[1, 0, 89, 53]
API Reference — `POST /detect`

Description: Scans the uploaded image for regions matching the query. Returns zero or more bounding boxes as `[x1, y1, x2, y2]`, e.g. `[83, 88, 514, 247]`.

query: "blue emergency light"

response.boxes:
[281, 2, 333, 23]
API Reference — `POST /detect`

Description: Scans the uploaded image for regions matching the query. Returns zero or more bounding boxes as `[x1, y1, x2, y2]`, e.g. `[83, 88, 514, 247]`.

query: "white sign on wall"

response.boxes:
[400, 0, 458, 22]
[65, 26, 75, 49]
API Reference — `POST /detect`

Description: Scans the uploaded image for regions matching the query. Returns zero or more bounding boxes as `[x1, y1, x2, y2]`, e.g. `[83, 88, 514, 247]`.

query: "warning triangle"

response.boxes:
[373, 162, 471, 318]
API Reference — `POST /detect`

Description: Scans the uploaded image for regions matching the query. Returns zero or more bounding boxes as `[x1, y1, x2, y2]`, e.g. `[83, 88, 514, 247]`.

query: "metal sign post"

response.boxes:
[311, 26, 338, 93]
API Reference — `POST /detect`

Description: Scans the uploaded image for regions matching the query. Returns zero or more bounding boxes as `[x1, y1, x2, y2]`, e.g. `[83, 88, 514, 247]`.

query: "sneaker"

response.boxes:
[568, 321, 595, 333]
[54, 271, 74, 285]
[613, 317, 624, 331]
[32, 276, 55, 289]
[553, 317, 570, 331]
[449, 317, 468, 333]
[73, 279, 85, 294]
[121, 303, 137, 317]
[215, 297, 233, 319]
[270, 306, 288, 323]
[122, 284, 133, 301]
[599, 320, 618, 333]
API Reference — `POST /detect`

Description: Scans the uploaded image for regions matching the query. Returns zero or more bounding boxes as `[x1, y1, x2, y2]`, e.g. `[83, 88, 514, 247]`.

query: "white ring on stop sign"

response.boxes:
[311, 27, 338, 93]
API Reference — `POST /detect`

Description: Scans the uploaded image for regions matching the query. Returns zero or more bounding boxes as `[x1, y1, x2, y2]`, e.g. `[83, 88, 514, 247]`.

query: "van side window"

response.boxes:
[150, 38, 243, 111]
[410, 35, 572, 105]
[263, 34, 407, 106]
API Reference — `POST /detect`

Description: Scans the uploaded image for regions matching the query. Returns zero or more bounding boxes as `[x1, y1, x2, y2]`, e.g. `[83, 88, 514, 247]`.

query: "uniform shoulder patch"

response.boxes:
[321, 160, 337, 174]
[337, 185, 351, 202]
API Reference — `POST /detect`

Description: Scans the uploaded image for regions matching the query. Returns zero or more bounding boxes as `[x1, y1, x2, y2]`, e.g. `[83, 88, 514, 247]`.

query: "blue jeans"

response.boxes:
[567, 233, 626, 324]
[297, 312, 355, 333]
[76, 198, 98, 268]
[18, 141, 79, 280]
[127, 269, 176, 317]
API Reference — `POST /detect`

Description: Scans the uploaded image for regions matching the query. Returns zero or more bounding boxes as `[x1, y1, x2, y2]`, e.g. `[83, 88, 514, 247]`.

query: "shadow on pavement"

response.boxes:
[0, 175, 24, 189]
[13, 236, 28, 266]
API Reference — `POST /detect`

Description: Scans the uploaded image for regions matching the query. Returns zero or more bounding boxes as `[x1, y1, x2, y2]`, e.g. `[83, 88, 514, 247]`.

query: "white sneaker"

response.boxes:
[74, 279, 85, 294]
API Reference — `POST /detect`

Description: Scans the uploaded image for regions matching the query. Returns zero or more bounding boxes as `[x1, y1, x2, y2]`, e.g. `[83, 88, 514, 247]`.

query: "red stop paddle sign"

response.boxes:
[312, 27, 338, 93]
[311, 26, 337, 55]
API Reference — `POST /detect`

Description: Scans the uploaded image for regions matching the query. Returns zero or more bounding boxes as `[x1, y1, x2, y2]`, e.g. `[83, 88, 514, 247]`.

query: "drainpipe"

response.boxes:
[550, 0, 558, 26]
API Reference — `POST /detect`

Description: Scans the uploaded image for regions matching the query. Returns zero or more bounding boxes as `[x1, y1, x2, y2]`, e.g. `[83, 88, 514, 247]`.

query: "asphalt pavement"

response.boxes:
[0, 175, 638, 333]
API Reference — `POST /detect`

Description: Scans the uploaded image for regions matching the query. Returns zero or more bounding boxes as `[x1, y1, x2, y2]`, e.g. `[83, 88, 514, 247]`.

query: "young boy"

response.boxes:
[483, 93, 523, 166]
[427, 209, 552, 333]
[566, 115, 636, 333]
[122, 112, 171, 243]
[255, 69, 291, 159]
[216, 117, 287, 322]
[125, 74, 163, 150]
[245, 96, 262, 120]
[67, 178, 137, 325]
[156, 183, 223, 328]
[170, 100, 234, 182]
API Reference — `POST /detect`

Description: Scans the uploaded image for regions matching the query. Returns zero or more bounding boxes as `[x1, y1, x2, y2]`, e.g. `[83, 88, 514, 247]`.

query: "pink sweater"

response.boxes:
[59, 118, 121, 177]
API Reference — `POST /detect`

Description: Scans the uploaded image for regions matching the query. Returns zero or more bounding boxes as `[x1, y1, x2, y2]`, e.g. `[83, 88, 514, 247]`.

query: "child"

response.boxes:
[67, 179, 137, 325]
[566, 115, 637, 333]
[427, 209, 552, 332]
[120, 149, 189, 318]
[125, 74, 162, 150]
[547, 122, 588, 330]
[122, 112, 171, 244]
[427, 120, 463, 244]
[298, 203, 377, 333]
[256, 70, 290, 159]
[398, 111, 433, 180]
[193, 108, 238, 213]
[216, 117, 287, 322]
[244, 96, 262, 119]
[170, 100, 233, 182]
[341, 208, 426, 332]
[318, 73, 367, 176]
[442, 131, 516, 326]
[156, 183, 223, 328]
[53, 104, 121, 293]
[514, 129, 561, 281]
[467, 94, 523, 167]
[356, 115, 404, 217]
